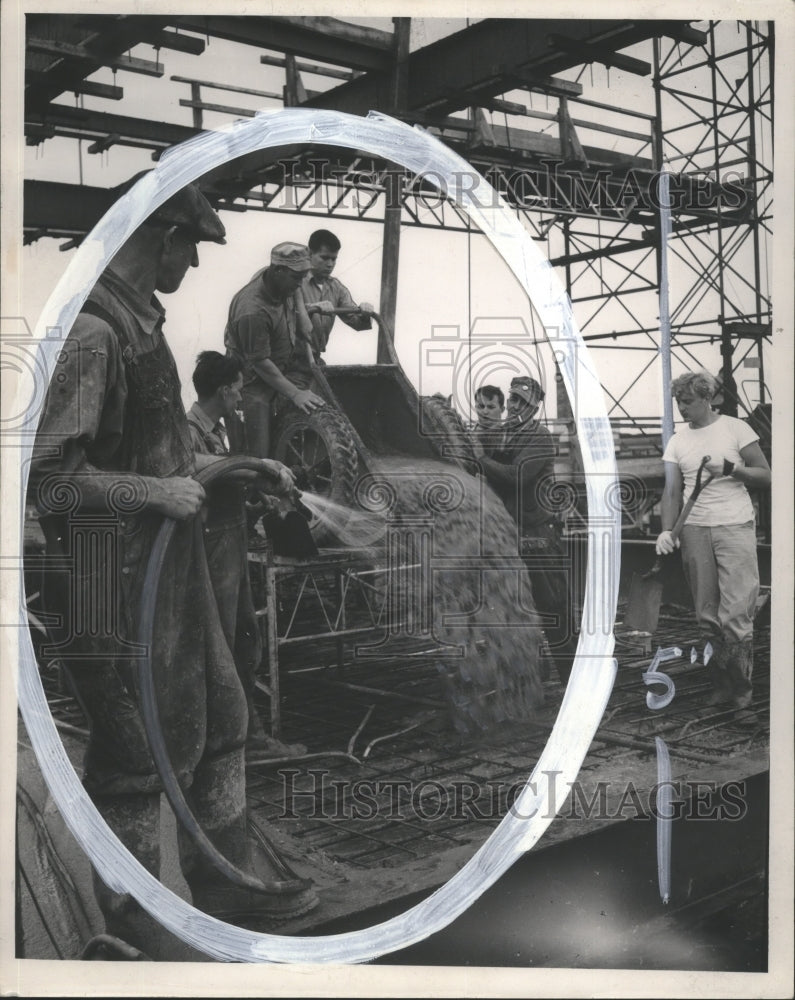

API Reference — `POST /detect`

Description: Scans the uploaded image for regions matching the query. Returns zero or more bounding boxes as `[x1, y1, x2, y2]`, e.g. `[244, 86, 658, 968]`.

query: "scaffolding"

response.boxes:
[22, 16, 774, 455]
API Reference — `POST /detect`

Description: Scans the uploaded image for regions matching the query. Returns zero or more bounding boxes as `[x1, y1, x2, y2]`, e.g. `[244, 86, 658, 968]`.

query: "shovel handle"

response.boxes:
[648, 456, 715, 576]
[670, 455, 714, 544]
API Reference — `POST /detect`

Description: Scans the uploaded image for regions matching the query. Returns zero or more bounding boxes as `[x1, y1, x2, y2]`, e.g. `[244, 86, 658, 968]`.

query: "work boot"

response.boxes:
[706, 667, 733, 706]
[724, 638, 754, 709]
[245, 707, 308, 758]
[190, 880, 319, 925]
[91, 793, 206, 961]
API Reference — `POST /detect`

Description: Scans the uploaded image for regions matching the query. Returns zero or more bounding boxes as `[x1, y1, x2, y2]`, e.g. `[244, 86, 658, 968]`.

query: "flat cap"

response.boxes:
[151, 184, 226, 244]
[509, 376, 545, 406]
[271, 242, 311, 271]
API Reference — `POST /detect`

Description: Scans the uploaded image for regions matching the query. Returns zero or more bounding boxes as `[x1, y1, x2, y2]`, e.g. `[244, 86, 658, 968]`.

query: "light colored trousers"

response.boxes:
[679, 520, 759, 644]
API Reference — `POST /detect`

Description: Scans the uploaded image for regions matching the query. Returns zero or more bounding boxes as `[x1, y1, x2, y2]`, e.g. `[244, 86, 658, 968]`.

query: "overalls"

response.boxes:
[35, 290, 251, 954]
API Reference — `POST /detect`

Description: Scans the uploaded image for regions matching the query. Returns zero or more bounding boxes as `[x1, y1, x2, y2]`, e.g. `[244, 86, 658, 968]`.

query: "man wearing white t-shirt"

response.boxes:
[656, 371, 771, 711]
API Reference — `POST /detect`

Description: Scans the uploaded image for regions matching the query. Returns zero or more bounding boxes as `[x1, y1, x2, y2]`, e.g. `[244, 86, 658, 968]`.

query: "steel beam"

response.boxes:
[259, 53, 358, 81]
[300, 19, 674, 117]
[546, 33, 652, 76]
[25, 103, 197, 148]
[149, 28, 206, 55]
[25, 70, 123, 101]
[24, 180, 116, 236]
[169, 15, 392, 72]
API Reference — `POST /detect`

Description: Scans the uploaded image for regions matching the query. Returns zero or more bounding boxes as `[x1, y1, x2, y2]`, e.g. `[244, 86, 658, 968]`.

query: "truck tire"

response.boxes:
[419, 394, 478, 475]
[272, 407, 359, 545]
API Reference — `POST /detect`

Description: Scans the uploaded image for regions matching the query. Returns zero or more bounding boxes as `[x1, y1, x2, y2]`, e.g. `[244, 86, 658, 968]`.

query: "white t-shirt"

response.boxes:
[662, 415, 758, 526]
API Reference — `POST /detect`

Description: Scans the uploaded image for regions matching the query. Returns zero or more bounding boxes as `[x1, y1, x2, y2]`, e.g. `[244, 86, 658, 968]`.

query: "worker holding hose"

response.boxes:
[187, 350, 308, 758]
[301, 228, 374, 360]
[655, 371, 771, 713]
[28, 180, 317, 958]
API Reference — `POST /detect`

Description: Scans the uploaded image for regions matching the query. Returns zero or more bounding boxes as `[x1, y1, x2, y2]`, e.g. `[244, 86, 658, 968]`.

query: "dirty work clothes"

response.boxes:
[225, 267, 302, 378]
[226, 380, 273, 459]
[680, 521, 758, 705]
[469, 422, 504, 460]
[186, 402, 243, 526]
[224, 267, 312, 458]
[301, 272, 371, 356]
[29, 267, 251, 946]
[662, 415, 758, 525]
[478, 419, 557, 535]
[479, 420, 577, 684]
[520, 525, 579, 685]
[187, 403, 263, 743]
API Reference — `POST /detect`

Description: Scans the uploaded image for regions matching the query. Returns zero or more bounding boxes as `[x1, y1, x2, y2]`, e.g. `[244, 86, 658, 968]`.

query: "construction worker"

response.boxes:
[224, 242, 325, 459]
[29, 180, 316, 959]
[656, 370, 771, 712]
[187, 350, 308, 757]
[471, 375, 578, 685]
[301, 228, 374, 360]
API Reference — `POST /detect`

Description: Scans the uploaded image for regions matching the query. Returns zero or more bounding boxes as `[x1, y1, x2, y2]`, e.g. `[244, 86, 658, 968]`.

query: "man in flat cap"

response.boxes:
[224, 241, 325, 459]
[471, 374, 579, 684]
[29, 180, 316, 958]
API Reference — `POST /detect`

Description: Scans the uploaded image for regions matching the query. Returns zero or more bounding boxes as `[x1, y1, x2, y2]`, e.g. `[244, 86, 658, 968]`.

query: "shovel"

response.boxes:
[624, 455, 715, 634]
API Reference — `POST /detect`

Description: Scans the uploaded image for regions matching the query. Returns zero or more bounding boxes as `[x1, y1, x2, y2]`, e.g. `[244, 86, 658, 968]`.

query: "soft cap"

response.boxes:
[271, 242, 312, 271]
[151, 184, 226, 244]
[509, 376, 545, 406]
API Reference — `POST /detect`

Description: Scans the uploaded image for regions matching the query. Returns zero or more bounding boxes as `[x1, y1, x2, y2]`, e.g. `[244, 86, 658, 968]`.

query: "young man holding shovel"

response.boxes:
[656, 371, 771, 711]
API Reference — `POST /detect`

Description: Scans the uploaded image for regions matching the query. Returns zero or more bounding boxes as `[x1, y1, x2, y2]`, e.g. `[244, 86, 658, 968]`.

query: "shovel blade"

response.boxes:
[624, 572, 664, 633]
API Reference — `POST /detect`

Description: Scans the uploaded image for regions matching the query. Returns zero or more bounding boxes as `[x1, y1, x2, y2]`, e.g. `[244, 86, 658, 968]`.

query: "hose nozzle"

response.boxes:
[291, 488, 313, 522]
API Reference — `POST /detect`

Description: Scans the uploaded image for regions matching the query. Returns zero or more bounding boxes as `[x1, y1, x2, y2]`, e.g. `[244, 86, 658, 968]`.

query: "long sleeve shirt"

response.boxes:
[301, 273, 372, 356]
[479, 419, 557, 534]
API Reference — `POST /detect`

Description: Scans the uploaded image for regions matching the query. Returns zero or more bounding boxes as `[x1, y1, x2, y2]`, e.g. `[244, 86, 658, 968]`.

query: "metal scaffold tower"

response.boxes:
[653, 21, 773, 416]
[22, 16, 775, 450]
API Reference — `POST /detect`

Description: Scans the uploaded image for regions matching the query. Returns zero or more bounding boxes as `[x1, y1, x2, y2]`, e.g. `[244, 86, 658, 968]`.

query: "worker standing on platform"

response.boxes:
[471, 375, 578, 685]
[656, 371, 771, 712]
[224, 242, 325, 459]
[29, 182, 316, 957]
[186, 350, 302, 756]
[301, 229, 375, 361]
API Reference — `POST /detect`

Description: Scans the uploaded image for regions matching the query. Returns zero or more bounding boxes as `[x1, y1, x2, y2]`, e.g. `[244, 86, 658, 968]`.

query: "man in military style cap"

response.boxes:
[224, 242, 325, 459]
[29, 178, 316, 959]
[471, 374, 579, 684]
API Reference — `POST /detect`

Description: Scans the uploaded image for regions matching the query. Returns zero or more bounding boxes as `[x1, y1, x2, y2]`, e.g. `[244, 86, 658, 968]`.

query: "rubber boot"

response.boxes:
[706, 666, 733, 706]
[724, 637, 754, 710]
[703, 636, 732, 706]
[181, 750, 318, 924]
[92, 793, 201, 961]
[244, 696, 308, 758]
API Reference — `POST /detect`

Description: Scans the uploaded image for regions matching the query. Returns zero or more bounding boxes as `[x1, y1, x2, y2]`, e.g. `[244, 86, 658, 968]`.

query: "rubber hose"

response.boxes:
[135, 456, 308, 894]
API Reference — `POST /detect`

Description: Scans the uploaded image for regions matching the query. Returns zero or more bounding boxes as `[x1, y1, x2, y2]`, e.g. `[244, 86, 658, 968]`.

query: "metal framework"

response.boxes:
[22, 15, 774, 436]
